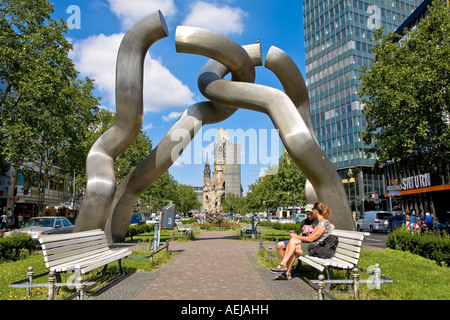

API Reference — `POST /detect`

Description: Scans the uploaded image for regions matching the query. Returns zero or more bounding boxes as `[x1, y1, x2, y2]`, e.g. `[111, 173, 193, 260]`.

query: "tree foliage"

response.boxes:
[359, 1, 450, 172]
[0, 0, 100, 214]
[221, 152, 306, 214]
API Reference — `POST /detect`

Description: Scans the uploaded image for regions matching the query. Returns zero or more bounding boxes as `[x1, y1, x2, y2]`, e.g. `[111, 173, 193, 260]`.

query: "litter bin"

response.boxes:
[160, 203, 175, 230]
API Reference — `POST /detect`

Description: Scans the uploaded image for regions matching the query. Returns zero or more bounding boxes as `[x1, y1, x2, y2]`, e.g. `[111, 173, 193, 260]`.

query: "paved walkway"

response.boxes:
[90, 231, 317, 300]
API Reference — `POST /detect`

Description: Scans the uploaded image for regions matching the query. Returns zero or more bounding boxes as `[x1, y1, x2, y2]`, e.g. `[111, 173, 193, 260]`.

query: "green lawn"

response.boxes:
[257, 243, 450, 300]
[0, 247, 177, 300]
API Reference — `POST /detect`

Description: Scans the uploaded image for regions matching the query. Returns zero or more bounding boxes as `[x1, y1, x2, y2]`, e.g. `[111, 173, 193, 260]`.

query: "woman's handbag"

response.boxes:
[307, 235, 339, 259]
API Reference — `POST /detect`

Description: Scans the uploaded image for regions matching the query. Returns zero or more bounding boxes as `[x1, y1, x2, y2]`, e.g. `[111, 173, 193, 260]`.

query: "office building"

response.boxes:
[302, 0, 422, 213]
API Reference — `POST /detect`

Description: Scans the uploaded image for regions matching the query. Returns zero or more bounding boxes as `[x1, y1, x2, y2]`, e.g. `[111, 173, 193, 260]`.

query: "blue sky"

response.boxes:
[52, 0, 306, 194]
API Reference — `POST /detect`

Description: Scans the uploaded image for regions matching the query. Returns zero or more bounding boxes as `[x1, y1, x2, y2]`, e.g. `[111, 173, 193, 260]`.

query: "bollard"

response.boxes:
[374, 263, 381, 289]
[352, 268, 360, 300]
[76, 275, 86, 300]
[47, 271, 56, 300]
[317, 274, 325, 300]
[268, 247, 273, 264]
[166, 240, 169, 253]
[251, 215, 255, 239]
[27, 266, 34, 297]
[150, 248, 154, 264]
[154, 218, 160, 251]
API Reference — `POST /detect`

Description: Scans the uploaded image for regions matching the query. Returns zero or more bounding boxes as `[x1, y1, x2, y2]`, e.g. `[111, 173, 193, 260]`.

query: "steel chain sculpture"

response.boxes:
[74, 11, 355, 244]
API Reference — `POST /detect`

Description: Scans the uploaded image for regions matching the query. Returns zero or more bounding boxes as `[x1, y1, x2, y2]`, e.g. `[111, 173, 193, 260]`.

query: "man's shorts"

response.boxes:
[282, 240, 309, 255]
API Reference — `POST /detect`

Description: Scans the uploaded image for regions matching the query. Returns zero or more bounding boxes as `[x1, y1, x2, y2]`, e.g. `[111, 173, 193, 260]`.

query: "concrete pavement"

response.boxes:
[89, 230, 317, 300]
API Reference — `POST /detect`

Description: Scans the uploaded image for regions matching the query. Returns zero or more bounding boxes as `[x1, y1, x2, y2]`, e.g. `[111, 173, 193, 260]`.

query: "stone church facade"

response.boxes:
[203, 128, 241, 214]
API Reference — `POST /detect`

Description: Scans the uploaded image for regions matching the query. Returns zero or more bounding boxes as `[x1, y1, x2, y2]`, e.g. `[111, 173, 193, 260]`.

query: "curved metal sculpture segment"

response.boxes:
[105, 42, 262, 243]
[76, 12, 355, 241]
[264, 46, 319, 202]
[176, 27, 355, 230]
[74, 12, 169, 232]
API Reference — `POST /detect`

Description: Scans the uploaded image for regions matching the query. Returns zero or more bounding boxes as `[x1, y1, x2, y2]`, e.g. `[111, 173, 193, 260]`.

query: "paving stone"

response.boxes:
[90, 230, 317, 300]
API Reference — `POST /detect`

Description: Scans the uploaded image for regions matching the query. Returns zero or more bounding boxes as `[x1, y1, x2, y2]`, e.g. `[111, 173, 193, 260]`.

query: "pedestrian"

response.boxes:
[425, 212, 433, 229]
[1, 213, 7, 230]
[18, 214, 23, 227]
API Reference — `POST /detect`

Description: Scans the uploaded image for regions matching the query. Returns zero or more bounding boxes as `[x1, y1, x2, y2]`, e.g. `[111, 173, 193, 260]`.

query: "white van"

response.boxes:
[356, 211, 393, 233]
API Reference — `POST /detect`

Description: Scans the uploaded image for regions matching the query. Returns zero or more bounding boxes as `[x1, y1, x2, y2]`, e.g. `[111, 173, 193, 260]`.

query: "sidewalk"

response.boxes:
[90, 230, 317, 300]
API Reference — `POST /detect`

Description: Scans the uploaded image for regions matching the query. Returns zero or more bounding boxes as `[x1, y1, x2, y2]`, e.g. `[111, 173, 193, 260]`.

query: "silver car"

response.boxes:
[3, 216, 74, 242]
[356, 211, 393, 233]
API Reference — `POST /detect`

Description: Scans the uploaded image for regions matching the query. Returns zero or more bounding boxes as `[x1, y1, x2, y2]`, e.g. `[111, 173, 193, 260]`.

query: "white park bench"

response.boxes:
[298, 229, 368, 281]
[10, 229, 131, 299]
[39, 229, 131, 277]
[175, 221, 193, 236]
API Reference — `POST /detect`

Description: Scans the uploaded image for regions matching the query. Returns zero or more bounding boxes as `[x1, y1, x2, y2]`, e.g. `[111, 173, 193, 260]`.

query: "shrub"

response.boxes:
[387, 227, 450, 266]
[0, 233, 34, 263]
[127, 224, 154, 240]
[260, 221, 301, 233]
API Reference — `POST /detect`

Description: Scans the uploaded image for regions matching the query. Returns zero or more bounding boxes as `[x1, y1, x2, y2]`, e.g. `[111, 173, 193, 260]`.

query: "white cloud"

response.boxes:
[107, 0, 177, 29]
[162, 112, 182, 122]
[70, 33, 196, 114]
[143, 123, 153, 130]
[182, 1, 248, 35]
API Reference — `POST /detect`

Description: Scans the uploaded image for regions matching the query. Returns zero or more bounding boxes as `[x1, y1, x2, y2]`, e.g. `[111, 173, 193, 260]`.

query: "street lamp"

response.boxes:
[347, 169, 353, 210]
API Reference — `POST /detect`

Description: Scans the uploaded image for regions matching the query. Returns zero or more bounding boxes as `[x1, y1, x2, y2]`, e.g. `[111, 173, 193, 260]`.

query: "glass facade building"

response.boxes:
[302, 0, 422, 213]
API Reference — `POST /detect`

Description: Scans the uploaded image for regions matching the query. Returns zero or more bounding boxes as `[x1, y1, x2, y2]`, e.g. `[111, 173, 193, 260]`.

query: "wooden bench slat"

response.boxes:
[331, 230, 366, 240]
[337, 242, 361, 253]
[337, 237, 362, 247]
[333, 252, 360, 265]
[43, 238, 108, 256]
[78, 249, 131, 274]
[335, 247, 361, 259]
[41, 234, 106, 250]
[327, 257, 355, 269]
[39, 229, 103, 244]
[48, 250, 118, 272]
[299, 256, 326, 272]
[45, 247, 111, 268]
[44, 242, 110, 263]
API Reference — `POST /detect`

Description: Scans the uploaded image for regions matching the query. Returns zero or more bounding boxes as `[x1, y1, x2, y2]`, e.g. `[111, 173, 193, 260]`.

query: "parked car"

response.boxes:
[145, 216, 159, 225]
[3, 216, 74, 243]
[130, 212, 146, 225]
[356, 211, 393, 233]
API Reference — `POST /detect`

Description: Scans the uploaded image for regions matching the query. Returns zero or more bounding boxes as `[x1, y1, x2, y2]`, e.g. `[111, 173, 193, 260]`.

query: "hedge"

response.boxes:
[386, 227, 450, 267]
[259, 221, 301, 233]
[0, 233, 35, 263]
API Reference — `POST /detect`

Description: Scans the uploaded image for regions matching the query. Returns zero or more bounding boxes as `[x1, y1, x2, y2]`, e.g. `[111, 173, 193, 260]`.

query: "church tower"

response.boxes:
[202, 127, 241, 214]
[203, 154, 211, 187]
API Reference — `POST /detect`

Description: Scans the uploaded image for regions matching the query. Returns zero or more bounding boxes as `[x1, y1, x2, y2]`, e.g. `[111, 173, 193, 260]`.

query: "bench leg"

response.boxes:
[100, 265, 108, 276]
[117, 259, 125, 274]
[324, 268, 332, 291]
[54, 272, 62, 296]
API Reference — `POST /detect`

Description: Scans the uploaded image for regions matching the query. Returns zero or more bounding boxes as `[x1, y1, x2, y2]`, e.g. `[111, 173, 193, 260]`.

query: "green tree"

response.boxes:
[246, 152, 306, 212]
[140, 171, 178, 212]
[173, 184, 202, 214]
[0, 0, 100, 214]
[359, 2, 450, 172]
[220, 193, 248, 214]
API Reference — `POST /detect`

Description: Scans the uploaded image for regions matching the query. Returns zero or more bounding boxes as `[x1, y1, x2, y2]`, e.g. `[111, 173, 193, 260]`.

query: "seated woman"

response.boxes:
[271, 201, 334, 274]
